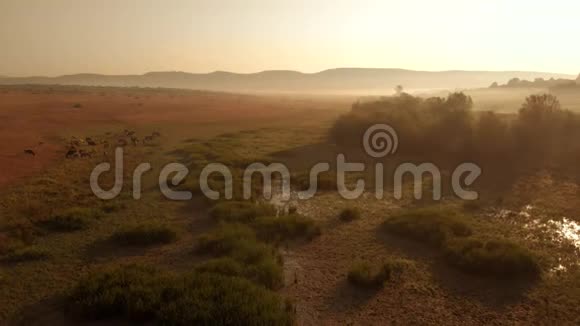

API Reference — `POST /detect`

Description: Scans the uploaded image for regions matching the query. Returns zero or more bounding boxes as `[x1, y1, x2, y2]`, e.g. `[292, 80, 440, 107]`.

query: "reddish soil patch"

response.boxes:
[0, 86, 347, 189]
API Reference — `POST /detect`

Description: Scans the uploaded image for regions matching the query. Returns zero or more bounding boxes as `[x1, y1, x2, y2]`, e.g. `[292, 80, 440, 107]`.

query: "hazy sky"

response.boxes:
[1, 0, 579, 76]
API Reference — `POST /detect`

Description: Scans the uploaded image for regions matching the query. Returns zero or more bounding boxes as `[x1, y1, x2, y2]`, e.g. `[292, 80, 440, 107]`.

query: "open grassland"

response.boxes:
[0, 85, 344, 324]
[1, 85, 580, 325]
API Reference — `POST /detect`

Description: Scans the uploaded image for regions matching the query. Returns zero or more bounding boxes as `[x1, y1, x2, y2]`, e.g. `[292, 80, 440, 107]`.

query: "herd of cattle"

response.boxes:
[23, 129, 161, 159]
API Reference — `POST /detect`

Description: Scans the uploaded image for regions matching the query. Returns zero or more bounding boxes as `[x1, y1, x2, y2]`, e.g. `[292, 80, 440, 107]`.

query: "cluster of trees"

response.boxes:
[490, 77, 577, 89]
[331, 92, 580, 172]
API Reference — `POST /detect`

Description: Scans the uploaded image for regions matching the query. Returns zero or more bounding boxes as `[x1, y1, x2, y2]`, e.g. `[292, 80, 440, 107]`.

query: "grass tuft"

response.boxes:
[1, 246, 50, 263]
[347, 259, 409, 289]
[383, 207, 473, 246]
[69, 264, 294, 325]
[195, 256, 283, 290]
[209, 201, 276, 223]
[39, 207, 101, 232]
[195, 223, 257, 255]
[252, 214, 321, 242]
[444, 237, 541, 278]
[195, 224, 284, 289]
[111, 223, 178, 246]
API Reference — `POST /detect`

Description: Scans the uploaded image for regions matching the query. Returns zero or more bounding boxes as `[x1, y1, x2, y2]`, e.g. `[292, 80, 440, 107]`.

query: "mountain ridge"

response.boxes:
[0, 68, 575, 94]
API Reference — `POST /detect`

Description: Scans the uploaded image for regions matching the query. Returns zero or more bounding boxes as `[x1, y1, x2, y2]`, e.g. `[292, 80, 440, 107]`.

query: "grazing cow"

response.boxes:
[65, 148, 78, 158]
[86, 137, 97, 146]
[24, 149, 35, 156]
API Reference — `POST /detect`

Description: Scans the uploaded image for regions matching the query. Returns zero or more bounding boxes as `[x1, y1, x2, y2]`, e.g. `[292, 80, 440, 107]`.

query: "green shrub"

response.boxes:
[69, 265, 166, 321]
[245, 256, 284, 289]
[227, 236, 278, 265]
[195, 224, 257, 255]
[209, 201, 276, 223]
[195, 256, 283, 290]
[194, 257, 245, 277]
[252, 214, 321, 242]
[1, 246, 50, 263]
[157, 272, 294, 325]
[347, 260, 397, 288]
[444, 238, 541, 278]
[69, 265, 294, 325]
[339, 207, 360, 221]
[195, 224, 284, 289]
[383, 207, 473, 246]
[111, 223, 178, 246]
[39, 207, 101, 231]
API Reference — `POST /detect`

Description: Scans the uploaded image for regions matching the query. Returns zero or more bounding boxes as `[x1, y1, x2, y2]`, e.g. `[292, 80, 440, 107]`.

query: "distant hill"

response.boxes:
[0, 68, 574, 94]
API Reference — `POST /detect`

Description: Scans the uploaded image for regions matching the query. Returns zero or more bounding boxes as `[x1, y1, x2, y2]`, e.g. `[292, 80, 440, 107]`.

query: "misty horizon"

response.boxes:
[1, 67, 579, 79]
[1, 67, 575, 95]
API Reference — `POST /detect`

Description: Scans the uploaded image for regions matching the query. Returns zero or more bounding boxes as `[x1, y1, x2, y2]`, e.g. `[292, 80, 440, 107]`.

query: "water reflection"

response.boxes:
[489, 204, 580, 273]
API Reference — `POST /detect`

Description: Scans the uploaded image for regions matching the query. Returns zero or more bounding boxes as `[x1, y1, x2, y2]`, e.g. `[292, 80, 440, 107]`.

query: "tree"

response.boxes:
[516, 94, 563, 157]
[519, 94, 561, 118]
[473, 111, 511, 159]
[507, 78, 521, 87]
[394, 85, 404, 95]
